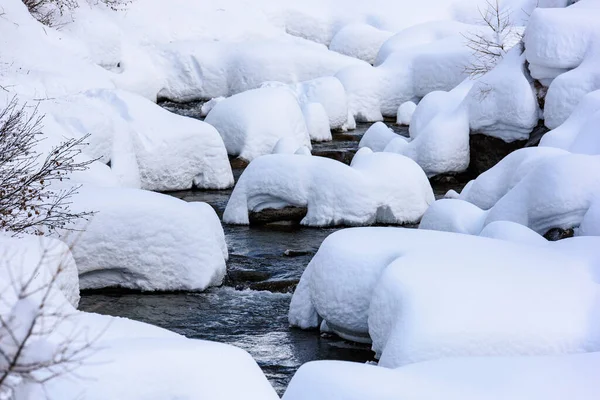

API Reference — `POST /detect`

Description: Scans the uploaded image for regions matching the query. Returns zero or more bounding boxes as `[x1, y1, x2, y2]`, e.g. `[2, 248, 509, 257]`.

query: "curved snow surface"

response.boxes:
[283, 353, 600, 400]
[289, 227, 600, 367]
[223, 149, 434, 227]
[205, 87, 312, 161]
[64, 185, 228, 292]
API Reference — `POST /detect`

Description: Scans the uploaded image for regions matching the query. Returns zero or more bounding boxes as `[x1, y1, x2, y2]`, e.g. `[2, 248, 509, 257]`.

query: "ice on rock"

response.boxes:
[524, 1, 600, 129]
[302, 103, 332, 142]
[223, 149, 434, 227]
[42, 89, 234, 191]
[290, 227, 600, 367]
[329, 24, 393, 65]
[396, 101, 417, 125]
[63, 185, 228, 292]
[283, 353, 600, 400]
[205, 87, 312, 161]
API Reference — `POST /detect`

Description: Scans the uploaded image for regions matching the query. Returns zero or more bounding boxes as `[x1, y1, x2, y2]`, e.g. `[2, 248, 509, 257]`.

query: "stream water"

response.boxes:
[79, 106, 464, 395]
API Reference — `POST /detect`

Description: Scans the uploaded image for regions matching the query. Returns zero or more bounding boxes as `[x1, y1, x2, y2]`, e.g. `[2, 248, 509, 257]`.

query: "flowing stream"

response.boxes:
[79, 105, 465, 395]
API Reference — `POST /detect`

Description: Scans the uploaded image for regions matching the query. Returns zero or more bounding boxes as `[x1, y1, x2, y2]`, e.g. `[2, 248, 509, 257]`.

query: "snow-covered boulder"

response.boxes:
[64, 186, 228, 291]
[223, 149, 434, 227]
[524, 0, 600, 129]
[335, 65, 384, 122]
[283, 353, 600, 400]
[419, 199, 487, 234]
[358, 122, 403, 152]
[329, 24, 393, 65]
[579, 198, 600, 237]
[540, 90, 600, 155]
[292, 77, 349, 130]
[42, 89, 234, 191]
[205, 87, 312, 161]
[290, 228, 600, 365]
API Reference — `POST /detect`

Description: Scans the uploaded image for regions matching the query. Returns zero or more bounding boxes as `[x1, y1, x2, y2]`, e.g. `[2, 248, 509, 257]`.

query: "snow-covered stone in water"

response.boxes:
[368, 230, 600, 367]
[272, 137, 310, 155]
[283, 353, 600, 400]
[459, 147, 569, 210]
[43, 89, 234, 191]
[65, 186, 228, 291]
[466, 48, 540, 142]
[479, 221, 548, 246]
[540, 90, 600, 155]
[524, 1, 600, 129]
[205, 87, 312, 161]
[341, 110, 357, 131]
[419, 199, 487, 235]
[293, 77, 349, 130]
[302, 103, 332, 142]
[359, 122, 402, 152]
[200, 96, 225, 117]
[329, 24, 393, 65]
[579, 198, 600, 237]
[223, 149, 434, 227]
[336, 65, 384, 122]
[396, 101, 417, 125]
[0, 235, 80, 308]
[483, 154, 600, 234]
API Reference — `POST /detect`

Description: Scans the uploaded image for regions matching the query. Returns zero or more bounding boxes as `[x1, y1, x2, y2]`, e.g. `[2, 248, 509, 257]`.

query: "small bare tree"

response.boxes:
[22, 0, 133, 26]
[0, 244, 103, 399]
[0, 98, 95, 237]
[463, 0, 520, 77]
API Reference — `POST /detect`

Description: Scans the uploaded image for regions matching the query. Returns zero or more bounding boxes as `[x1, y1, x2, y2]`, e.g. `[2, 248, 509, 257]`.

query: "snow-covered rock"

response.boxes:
[419, 199, 487, 234]
[64, 186, 228, 291]
[358, 122, 403, 152]
[524, 0, 600, 129]
[42, 89, 234, 191]
[292, 77, 349, 130]
[205, 87, 312, 161]
[283, 353, 600, 400]
[329, 24, 393, 65]
[302, 103, 332, 142]
[224, 149, 434, 227]
[290, 227, 600, 366]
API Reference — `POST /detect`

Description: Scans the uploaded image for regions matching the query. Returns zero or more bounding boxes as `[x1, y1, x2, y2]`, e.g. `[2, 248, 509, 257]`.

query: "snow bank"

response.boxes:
[283, 353, 600, 400]
[524, 0, 600, 129]
[224, 149, 434, 227]
[579, 198, 600, 237]
[42, 89, 234, 191]
[290, 227, 600, 367]
[64, 186, 228, 291]
[329, 24, 393, 64]
[205, 87, 312, 161]
[397, 101, 417, 125]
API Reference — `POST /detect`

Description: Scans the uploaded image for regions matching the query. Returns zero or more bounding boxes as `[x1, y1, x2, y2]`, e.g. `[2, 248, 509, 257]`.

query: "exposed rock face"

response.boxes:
[543, 228, 575, 241]
[249, 206, 309, 225]
[469, 134, 528, 176]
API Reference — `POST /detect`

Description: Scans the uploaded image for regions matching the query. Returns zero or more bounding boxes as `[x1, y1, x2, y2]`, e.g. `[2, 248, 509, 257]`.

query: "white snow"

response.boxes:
[302, 103, 333, 142]
[223, 149, 434, 227]
[329, 24, 393, 65]
[524, 0, 600, 129]
[290, 227, 600, 367]
[396, 101, 417, 125]
[62, 185, 228, 291]
[205, 87, 312, 161]
[359, 122, 403, 152]
[283, 353, 600, 400]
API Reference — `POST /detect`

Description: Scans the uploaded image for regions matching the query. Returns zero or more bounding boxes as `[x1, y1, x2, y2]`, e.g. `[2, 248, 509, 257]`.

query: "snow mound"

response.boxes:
[540, 90, 600, 155]
[479, 221, 549, 246]
[64, 186, 228, 291]
[43, 89, 234, 191]
[283, 352, 600, 400]
[359, 122, 403, 152]
[335, 65, 384, 122]
[290, 227, 600, 366]
[524, 0, 600, 129]
[329, 24, 393, 65]
[223, 149, 434, 227]
[205, 87, 312, 161]
[292, 77, 349, 130]
[396, 101, 417, 125]
[419, 199, 487, 234]
[579, 198, 600, 237]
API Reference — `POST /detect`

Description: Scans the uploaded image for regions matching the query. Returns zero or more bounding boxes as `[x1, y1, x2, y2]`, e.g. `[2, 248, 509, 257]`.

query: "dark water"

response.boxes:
[79, 105, 465, 394]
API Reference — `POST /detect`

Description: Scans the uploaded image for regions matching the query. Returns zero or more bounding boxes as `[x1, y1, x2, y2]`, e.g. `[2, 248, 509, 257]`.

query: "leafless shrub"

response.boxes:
[0, 98, 95, 236]
[463, 0, 521, 77]
[22, 0, 133, 26]
[0, 243, 104, 399]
